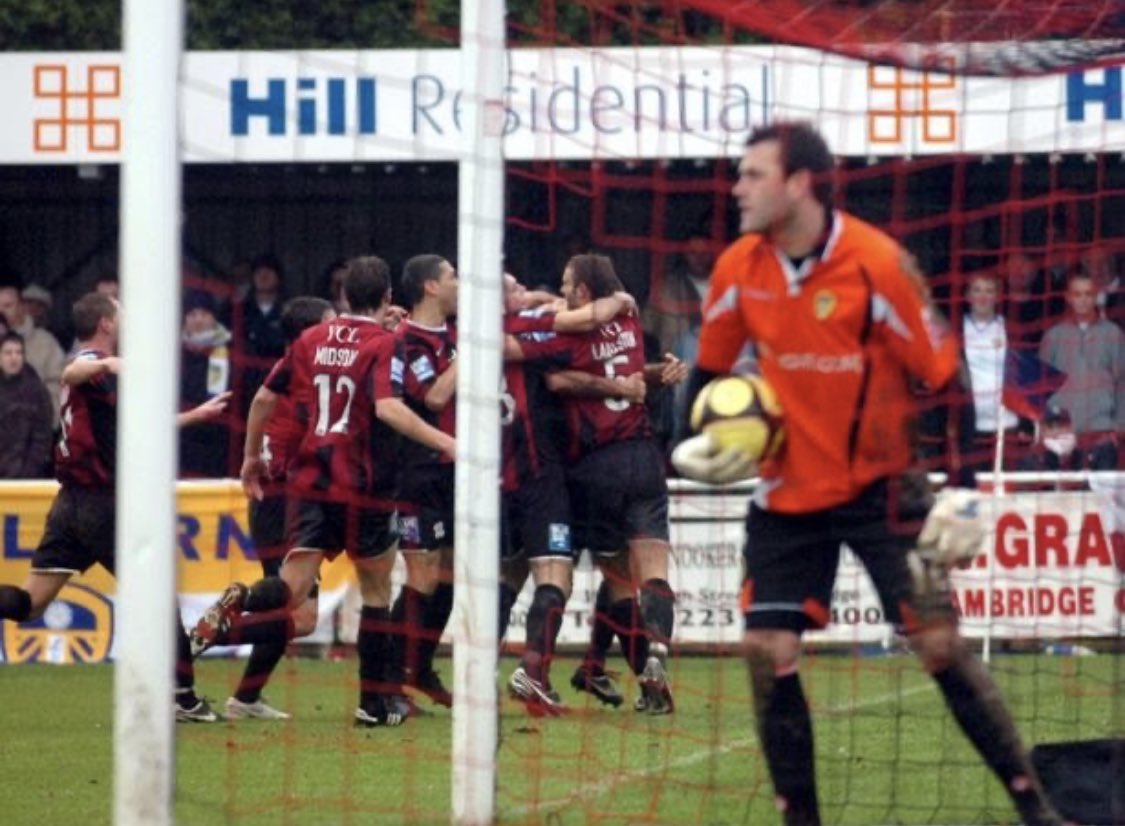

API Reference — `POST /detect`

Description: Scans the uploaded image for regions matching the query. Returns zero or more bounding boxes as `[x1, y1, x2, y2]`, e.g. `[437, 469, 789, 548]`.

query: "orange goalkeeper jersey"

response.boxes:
[696, 211, 958, 514]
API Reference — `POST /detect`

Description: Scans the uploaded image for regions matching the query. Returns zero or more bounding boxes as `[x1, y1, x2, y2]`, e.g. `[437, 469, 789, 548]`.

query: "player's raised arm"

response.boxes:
[61, 354, 120, 387]
[550, 291, 636, 333]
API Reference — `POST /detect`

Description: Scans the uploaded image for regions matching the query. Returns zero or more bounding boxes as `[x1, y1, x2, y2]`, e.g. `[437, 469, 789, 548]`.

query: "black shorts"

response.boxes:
[288, 499, 396, 561]
[566, 439, 669, 556]
[249, 493, 288, 575]
[501, 464, 573, 563]
[32, 486, 116, 576]
[743, 476, 948, 634]
[398, 464, 454, 552]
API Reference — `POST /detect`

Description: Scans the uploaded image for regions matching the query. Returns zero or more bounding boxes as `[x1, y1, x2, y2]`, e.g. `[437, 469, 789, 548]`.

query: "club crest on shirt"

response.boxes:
[813, 289, 837, 320]
[398, 515, 420, 544]
[548, 522, 571, 552]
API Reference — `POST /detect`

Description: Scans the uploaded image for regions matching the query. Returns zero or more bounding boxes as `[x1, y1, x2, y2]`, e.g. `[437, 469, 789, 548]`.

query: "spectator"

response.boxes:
[20, 284, 52, 329]
[0, 285, 65, 427]
[1039, 272, 1124, 468]
[1018, 404, 1117, 473]
[643, 235, 714, 362]
[232, 254, 286, 416]
[1002, 251, 1061, 346]
[956, 271, 1029, 483]
[237, 254, 286, 360]
[1080, 246, 1123, 327]
[320, 258, 349, 314]
[93, 274, 119, 300]
[0, 332, 53, 478]
[180, 290, 231, 478]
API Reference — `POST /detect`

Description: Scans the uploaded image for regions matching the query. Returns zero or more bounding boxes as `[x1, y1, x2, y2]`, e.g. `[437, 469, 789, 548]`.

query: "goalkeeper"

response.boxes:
[673, 122, 1062, 826]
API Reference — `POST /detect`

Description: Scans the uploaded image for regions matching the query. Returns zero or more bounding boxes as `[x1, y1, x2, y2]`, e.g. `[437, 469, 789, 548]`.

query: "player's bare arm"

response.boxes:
[376, 396, 457, 462]
[61, 355, 121, 387]
[176, 391, 231, 428]
[240, 385, 280, 501]
[424, 361, 458, 411]
[546, 370, 646, 404]
[551, 292, 637, 333]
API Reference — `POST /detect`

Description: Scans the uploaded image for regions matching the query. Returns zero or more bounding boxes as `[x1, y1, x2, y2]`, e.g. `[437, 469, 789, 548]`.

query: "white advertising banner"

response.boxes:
[1, 47, 1123, 164]
[504, 483, 1124, 648]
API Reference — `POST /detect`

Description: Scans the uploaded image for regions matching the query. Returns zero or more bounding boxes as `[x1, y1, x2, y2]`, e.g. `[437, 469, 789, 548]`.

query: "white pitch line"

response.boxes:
[509, 681, 935, 819]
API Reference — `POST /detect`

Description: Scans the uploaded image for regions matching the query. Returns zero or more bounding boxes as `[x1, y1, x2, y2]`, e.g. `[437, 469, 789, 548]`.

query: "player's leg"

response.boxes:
[226, 492, 296, 719]
[0, 571, 70, 622]
[352, 509, 405, 727]
[742, 504, 838, 826]
[0, 487, 94, 622]
[498, 556, 527, 642]
[570, 572, 632, 708]
[849, 479, 1063, 826]
[507, 468, 574, 713]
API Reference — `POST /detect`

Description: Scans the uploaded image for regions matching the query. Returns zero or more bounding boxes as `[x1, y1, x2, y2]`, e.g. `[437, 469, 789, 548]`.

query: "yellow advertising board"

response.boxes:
[0, 480, 355, 664]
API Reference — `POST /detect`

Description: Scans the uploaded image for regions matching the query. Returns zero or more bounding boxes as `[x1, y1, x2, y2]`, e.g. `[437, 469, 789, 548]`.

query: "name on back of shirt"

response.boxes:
[591, 324, 637, 361]
[314, 345, 358, 368]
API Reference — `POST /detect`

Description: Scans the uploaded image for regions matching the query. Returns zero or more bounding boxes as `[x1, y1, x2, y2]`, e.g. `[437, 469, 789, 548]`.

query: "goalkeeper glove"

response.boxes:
[671, 433, 757, 485]
[916, 487, 986, 569]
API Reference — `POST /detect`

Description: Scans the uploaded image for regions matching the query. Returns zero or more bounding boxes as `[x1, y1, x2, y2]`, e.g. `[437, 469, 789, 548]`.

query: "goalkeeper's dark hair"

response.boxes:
[566, 253, 623, 300]
[72, 292, 117, 340]
[400, 254, 448, 309]
[280, 296, 333, 345]
[343, 255, 391, 313]
[746, 122, 835, 208]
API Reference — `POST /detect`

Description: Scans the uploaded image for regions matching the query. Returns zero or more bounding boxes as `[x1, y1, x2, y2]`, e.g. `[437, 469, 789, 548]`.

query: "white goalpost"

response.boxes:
[113, 1, 184, 824]
[452, 1, 507, 824]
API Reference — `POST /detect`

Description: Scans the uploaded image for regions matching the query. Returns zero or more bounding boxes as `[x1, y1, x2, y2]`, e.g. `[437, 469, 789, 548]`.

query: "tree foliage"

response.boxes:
[0, 0, 730, 51]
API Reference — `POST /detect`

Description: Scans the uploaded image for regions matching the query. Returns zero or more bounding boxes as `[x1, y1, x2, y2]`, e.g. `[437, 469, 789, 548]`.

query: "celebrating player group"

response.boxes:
[0, 119, 1065, 826]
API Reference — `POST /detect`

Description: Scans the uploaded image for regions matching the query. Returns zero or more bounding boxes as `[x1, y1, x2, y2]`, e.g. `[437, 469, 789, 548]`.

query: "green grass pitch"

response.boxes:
[0, 652, 1118, 825]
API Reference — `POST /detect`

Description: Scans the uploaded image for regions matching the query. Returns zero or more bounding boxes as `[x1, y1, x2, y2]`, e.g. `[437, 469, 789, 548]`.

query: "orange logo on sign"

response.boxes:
[867, 64, 956, 144]
[33, 64, 122, 153]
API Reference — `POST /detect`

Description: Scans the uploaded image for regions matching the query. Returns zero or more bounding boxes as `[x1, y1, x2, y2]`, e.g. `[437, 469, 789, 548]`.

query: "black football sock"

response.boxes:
[610, 597, 649, 676]
[234, 637, 288, 705]
[498, 581, 519, 642]
[419, 581, 453, 675]
[175, 620, 197, 694]
[639, 577, 675, 647]
[748, 653, 820, 826]
[232, 608, 292, 704]
[932, 650, 1060, 825]
[522, 584, 566, 682]
[0, 586, 32, 622]
[358, 605, 392, 707]
[243, 576, 291, 613]
[583, 578, 615, 672]
[389, 585, 430, 683]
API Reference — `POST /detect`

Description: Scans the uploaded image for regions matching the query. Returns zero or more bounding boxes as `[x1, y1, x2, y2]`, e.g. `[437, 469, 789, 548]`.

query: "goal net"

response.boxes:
[9, 2, 1117, 825]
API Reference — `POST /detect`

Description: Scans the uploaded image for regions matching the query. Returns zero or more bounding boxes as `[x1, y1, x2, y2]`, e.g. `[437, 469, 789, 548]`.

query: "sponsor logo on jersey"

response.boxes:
[410, 355, 435, 382]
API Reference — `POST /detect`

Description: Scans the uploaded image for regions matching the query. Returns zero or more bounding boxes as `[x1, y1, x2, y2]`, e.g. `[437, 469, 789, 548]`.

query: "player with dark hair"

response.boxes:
[192, 256, 455, 727]
[673, 121, 1062, 825]
[385, 254, 460, 708]
[0, 292, 230, 722]
[223, 295, 335, 721]
[499, 273, 644, 713]
[506, 254, 682, 714]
